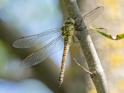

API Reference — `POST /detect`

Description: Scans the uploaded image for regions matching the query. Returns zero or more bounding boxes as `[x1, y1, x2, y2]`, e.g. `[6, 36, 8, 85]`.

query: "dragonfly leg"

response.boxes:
[73, 58, 92, 75]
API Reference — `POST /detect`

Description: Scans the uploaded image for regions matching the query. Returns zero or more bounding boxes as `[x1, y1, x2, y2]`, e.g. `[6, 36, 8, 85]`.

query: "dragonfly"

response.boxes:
[13, 6, 104, 86]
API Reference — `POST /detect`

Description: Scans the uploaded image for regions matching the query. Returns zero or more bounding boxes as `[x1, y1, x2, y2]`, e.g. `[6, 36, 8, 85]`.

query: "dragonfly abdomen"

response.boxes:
[59, 43, 70, 86]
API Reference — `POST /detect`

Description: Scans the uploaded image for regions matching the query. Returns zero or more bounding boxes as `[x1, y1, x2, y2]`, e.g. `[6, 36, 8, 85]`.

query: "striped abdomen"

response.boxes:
[59, 43, 70, 87]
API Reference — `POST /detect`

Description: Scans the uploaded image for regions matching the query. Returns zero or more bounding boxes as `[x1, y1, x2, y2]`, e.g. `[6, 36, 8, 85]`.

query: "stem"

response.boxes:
[73, 58, 92, 75]
[62, 0, 109, 93]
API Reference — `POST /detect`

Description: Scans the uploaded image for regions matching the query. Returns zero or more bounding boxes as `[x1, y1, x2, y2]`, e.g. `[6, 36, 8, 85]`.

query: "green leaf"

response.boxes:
[90, 26, 124, 40]
[96, 28, 113, 39]
[116, 33, 124, 40]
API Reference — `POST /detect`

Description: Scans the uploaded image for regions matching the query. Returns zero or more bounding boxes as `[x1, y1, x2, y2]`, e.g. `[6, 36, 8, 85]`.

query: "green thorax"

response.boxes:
[61, 18, 75, 44]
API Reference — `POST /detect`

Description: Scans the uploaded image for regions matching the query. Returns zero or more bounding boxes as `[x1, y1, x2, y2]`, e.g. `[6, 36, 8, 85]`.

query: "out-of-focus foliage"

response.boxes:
[0, 40, 31, 79]
[0, 79, 53, 93]
[0, 40, 10, 75]
[0, 0, 63, 93]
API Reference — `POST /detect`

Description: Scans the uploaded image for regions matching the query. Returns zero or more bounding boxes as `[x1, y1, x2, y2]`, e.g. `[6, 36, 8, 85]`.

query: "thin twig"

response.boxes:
[73, 58, 92, 74]
[62, 0, 108, 93]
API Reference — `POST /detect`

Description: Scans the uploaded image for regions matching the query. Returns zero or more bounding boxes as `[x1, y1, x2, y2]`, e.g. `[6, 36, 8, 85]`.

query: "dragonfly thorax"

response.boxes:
[61, 18, 75, 43]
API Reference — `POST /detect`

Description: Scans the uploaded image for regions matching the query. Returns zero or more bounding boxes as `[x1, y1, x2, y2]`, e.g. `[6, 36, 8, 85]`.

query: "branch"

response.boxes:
[62, 0, 108, 93]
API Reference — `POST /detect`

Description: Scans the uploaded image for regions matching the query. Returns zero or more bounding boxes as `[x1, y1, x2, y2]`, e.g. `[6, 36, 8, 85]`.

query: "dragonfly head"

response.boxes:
[65, 17, 75, 25]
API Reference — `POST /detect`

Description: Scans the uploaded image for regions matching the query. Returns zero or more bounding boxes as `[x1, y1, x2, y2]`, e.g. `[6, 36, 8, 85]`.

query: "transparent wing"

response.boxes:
[22, 35, 64, 67]
[13, 28, 61, 48]
[83, 6, 104, 25]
